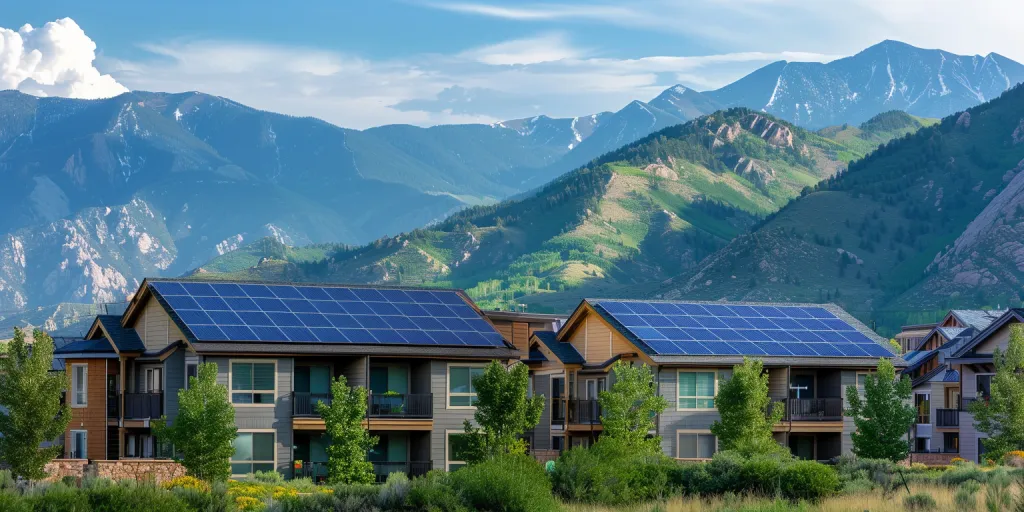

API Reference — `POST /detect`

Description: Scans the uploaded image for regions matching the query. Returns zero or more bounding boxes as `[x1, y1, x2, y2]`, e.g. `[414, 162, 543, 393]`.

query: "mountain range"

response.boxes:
[2, 39, 1024, 334]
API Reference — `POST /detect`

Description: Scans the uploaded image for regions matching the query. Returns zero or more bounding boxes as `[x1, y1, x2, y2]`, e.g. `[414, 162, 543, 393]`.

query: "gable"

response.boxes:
[563, 306, 643, 364]
[128, 293, 188, 352]
[973, 320, 1021, 355]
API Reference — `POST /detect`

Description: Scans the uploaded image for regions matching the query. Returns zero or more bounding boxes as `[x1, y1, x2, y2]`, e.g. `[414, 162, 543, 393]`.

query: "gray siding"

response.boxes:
[961, 365, 984, 463]
[533, 375, 551, 450]
[430, 360, 478, 470]
[209, 356, 294, 476]
[840, 371, 856, 455]
[411, 361, 431, 395]
[164, 350, 185, 424]
[657, 368, 721, 458]
[341, 357, 367, 388]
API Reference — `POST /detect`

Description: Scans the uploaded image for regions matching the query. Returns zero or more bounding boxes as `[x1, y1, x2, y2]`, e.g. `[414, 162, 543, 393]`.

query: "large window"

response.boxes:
[71, 364, 88, 407]
[231, 432, 276, 475]
[448, 365, 485, 408]
[446, 432, 475, 471]
[70, 430, 87, 459]
[184, 363, 198, 390]
[977, 374, 993, 400]
[915, 393, 930, 424]
[677, 432, 716, 460]
[678, 371, 716, 410]
[231, 361, 276, 405]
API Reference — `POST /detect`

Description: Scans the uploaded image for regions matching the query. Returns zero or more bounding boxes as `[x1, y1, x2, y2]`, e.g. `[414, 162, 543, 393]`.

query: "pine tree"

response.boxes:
[845, 358, 915, 461]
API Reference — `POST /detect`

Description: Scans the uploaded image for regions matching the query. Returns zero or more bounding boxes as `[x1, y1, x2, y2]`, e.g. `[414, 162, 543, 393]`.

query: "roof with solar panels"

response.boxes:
[559, 298, 901, 366]
[122, 278, 519, 358]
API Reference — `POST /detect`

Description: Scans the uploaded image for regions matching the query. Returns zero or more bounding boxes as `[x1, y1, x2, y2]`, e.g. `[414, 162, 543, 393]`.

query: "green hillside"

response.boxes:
[655, 86, 1024, 334]
[817, 111, 939, 163]
[195, 107, 922, 312]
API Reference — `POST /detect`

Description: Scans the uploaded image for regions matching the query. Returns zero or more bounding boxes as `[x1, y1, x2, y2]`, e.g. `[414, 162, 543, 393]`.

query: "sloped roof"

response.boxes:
[950, 309, 1007, 330]
[532, 331, 585, 365]
[936, 327, 967, 341]
[55, 339, 116, 355]
[943, 368, 960, 382]
[951, 309, 1024, 358]
[912, 364, 948, 388]
[97, 315, 145, 352]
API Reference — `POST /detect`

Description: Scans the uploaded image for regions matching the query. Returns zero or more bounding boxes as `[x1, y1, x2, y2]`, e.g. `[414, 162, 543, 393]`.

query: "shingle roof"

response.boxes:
[912, 364, 948, 388]
[97, 315, 145, 352]
[55, 339, 116, 355]
[951, 309, 1007, 330]
[943, 368, 960, 382]
[936, 327, 967, 341]
[950, 309, 1024, 358]
[525, 347, 548, 363]
[533, 331, 585, 365]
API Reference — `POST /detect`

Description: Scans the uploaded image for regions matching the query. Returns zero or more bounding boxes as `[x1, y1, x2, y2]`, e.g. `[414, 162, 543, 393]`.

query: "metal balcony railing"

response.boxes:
[371, 461, 432, 482]
[123, 392, 163, 419]
[769, 397, 843, 421]
[550, 398, 566, 424]
[368, 393, 433, 419]
[292, 393, 332, 416]
[567, 399, 601, 425]
[935, 408, 959, 427]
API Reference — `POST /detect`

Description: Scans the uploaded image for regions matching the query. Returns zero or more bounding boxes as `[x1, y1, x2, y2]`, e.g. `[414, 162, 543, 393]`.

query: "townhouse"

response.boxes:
[53, 278, 519, 480]
[521, 299, 900, 461]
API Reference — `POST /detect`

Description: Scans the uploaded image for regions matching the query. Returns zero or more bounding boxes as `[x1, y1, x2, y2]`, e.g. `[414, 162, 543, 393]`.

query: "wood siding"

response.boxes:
[491, 319, 550, 357]
[65, 359, 108, 459]
[567, 310, 636, 364]
[135, 298, 188, 352]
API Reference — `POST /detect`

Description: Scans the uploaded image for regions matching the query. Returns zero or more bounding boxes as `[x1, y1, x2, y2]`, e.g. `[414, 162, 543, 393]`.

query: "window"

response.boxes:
[231, 431, 276, 475]
[71, 364, 88, 407]
[677, 432, 716, 460]
[977, 374, 993, 400]
[552, 436, 565, 452]
[448, 365, 484, 408]
[446, 432, 475, 471]
[70, 430, 87, 459]
[678, 371, 716, 410]
[915, 393, 930, 424]
[856, 373, 868, 391]
[231, 361, 276, 405]
[185, 363, 198, 390]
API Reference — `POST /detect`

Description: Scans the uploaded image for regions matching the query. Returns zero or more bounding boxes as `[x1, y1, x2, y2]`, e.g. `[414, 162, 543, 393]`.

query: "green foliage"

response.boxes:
[903, 492, 937, 511]
[954, 480, 981, 510]
[844, 358, 915, 461]
[376, 472, 410, 510]
[711, 358, 786, 457]
[0, 328, 71, 481]
[778, 460, 840, 501]
[317, 375, 377, 484]
[971, 325, 1024, 461]
[985, 470, 1013, 512]
[597, 361, 668, 453]
[407, 470, 468, 512]
[246, 470, 283, 484]
[448, 454, 558, 512]
[938, 462, 987, 487]
[550, 439, 678, 505]
[330, 484, 380, 512]
[463, 362, 544, 463]
[86, 480, 190, 512]
[153, 363, 237, 482]
[170, 481, 234, 512]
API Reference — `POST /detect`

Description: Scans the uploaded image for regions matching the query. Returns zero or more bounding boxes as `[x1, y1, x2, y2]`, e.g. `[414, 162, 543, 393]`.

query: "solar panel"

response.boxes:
[149, 281, 507, 348]
[593, 300, 891, 358]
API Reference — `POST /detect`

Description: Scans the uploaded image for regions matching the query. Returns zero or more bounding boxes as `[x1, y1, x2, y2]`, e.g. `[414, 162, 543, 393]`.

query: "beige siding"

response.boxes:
[975, 322, 1017, 354]
[566, 311, 637, 364]
[134, 298, 188, 352]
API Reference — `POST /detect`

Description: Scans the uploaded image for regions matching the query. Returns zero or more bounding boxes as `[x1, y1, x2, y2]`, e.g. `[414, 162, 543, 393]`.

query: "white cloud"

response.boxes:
[458, 33, 580, 65]
[0, 18, 127, 99]
[424, 2, 639, 21]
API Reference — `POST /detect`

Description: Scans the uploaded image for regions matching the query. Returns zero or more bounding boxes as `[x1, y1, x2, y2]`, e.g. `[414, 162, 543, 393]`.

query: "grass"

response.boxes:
[564, 483, 969, 511]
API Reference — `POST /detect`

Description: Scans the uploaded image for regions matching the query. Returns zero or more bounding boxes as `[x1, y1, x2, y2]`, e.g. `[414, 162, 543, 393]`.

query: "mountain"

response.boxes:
[653, 84, 1024, 334]
[650, 85, 723, 120]
[708, 40, 1024, 129]
[193, 108, 899, 313]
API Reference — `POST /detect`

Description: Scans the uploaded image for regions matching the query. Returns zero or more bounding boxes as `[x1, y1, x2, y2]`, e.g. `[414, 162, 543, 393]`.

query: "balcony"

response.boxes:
[107, 396, 120, 418]
[292, 393, 332, 417]
[770, 397, 843, 421]
[371, 461, 432, 482]
[123, 393, 163, 419]
[368, 394, 432, 419]
[550, 398, 566, 424]
[567, 399, 602, 425]
[935, 408, 959, 427]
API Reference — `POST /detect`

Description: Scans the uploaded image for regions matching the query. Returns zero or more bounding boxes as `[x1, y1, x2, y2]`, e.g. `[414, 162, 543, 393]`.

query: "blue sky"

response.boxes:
[2, 0, 1021, 128]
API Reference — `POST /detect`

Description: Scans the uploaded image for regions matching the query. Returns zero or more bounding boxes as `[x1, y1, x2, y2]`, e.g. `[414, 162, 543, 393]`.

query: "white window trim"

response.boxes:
[184, 362, 198, 390]
[445, 429, 477, 471]
[70, 430, 88, 459]
[70, 364, 88, 408]
[677, 369, 718, 412]
[230, 429, 277, 477]
[445, 363, 487, 410]
[676, 429, 717, 461]
[855, 371, 874, 394]
[228, 359, 278, 408]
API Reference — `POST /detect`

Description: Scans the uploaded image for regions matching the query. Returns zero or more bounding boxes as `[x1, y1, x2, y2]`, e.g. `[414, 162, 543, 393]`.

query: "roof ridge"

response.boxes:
[146, 277, 468, 294]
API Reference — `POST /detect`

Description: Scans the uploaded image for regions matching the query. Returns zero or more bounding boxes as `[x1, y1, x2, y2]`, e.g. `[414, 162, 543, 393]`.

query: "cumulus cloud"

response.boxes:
[0, 18, 128, 99]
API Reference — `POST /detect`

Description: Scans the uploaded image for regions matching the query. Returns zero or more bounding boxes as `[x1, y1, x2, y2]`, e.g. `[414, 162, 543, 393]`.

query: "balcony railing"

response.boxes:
[935, 408, 959, 427]
[567, 399, 601, 425]
[292, 393, 332, 417]
[123, 392, 163, 419]
[550, 398, 566, 424]
[107, 396, 120, 418]
[371, 461, 432, 482]
[294, 461, 329, 482]
[769, 397, 843, 421]
[368, 393, 433, 419]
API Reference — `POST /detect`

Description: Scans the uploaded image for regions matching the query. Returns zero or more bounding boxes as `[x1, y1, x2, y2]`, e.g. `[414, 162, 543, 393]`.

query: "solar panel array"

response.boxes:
[149, 281, 506, 347]
[592, 300, 891, 358]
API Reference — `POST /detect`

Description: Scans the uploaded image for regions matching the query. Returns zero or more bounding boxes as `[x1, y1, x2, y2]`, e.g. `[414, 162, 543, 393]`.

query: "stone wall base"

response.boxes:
[44, 459, 185, 484]
[904, 453, 960, 467]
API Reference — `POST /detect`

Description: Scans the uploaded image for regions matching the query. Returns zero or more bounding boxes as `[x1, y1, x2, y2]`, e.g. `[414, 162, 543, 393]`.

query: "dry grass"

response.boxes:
[563, 483, 973, 512]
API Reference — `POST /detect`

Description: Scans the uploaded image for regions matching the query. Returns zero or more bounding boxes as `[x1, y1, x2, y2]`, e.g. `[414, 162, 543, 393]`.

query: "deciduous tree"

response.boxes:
[711, 358, 786, 456]
[0, 328, 71, 480]
[318, 375, 378, 484]
[845, 358, 915, 462]
[971, 324, 1024, 461]
[598, 361, 668, 453]
[464, 361, 544, 462]
[153, 362, 237, 481]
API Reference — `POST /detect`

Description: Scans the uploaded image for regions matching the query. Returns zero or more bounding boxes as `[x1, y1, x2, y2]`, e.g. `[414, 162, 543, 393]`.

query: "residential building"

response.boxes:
[895, 323, 937, 354]
[901, 309, 1005, 462]
[947, 309, 1024, 463]
[522, 299, 901, 462]
[53, 279, 519, 479]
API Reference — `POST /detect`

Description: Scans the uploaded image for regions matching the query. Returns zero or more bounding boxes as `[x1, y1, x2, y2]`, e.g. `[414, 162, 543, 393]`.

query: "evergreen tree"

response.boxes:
[0, 329, 71, 480]
[463, 361, 544, 463]
[153, 363, 237, 481]
[845, 358, 915, 461]
[971, 325, 1024, 461]
[598, 361, 668, 453]
[318, 375, 378, 484]
[711, 358, 786, 456]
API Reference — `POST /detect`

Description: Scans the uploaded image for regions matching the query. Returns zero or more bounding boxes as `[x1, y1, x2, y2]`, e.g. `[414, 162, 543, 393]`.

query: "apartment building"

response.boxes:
[53, 278, 519, 480]
[521, 299, 900, 462]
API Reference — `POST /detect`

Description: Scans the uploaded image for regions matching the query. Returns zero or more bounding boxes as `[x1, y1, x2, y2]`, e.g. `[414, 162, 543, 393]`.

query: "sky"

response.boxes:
[2, 0, 1023, 129]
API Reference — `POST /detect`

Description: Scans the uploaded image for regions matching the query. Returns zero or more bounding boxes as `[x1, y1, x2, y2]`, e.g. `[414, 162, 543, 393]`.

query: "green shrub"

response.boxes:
[0, 469, 17, 493]
[778, 460, 839, 501]
[86, 481, 189, 512]
[449, 454, 558, 512]
[985, 470, 1013, 512]
[246, 471, 284, 484]
[408, 471, 467, 512]
[674, 462, 710, 496]
[0, 492, 30, 512]
[841, 477, 875, 494]
[938, 462, 987, 487]
[273, 492, 337, 512]
[171, 481, 234, 512]
[284, 477, 318, 493]
[26, 483, 90, 512]
[377, 472, 410, 510]
[332, 483, 379, 512]
[740, 454, 788, 495]
[550, 440, 677, 504]
[903, 492, 936, 511]
[60, 476, 80, 488]
[704, 451, 747, 494]
[954, 480, 980, 510]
